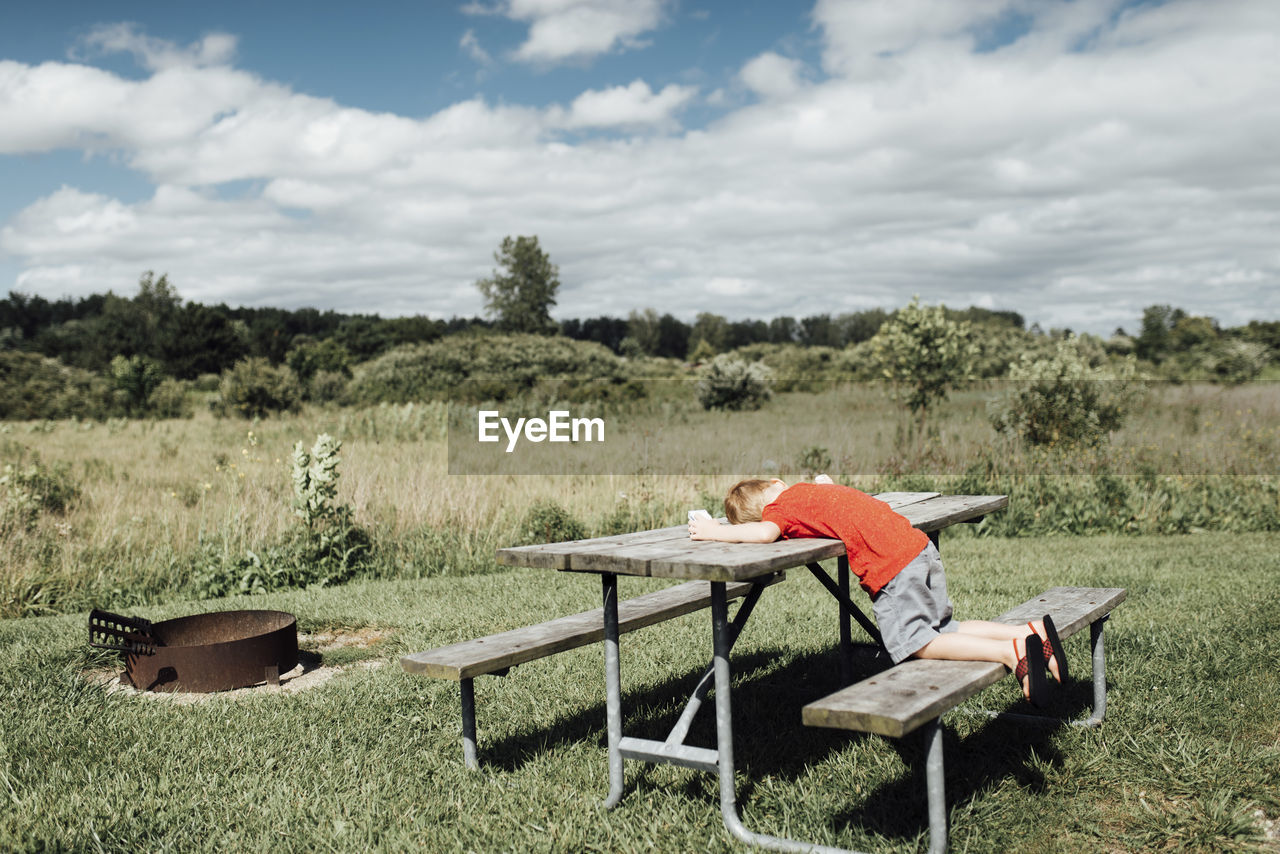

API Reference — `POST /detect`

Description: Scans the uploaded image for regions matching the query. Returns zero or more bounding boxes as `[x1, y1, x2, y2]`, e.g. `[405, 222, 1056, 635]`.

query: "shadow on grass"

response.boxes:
[477, 642, 1096, 844]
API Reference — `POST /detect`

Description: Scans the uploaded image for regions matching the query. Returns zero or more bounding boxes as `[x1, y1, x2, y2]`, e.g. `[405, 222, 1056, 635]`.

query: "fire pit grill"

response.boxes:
[90, 609, 299, 693]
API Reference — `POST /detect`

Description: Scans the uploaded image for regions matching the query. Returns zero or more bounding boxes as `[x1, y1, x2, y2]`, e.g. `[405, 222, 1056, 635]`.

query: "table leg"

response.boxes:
[711, 582, 856, 854]
[602, 573, 625, 808]
[838, 555, 853, 683]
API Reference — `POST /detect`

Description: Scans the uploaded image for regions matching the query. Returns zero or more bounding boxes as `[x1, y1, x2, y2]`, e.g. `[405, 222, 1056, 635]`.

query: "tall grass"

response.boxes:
[0, 384, 1275, 618]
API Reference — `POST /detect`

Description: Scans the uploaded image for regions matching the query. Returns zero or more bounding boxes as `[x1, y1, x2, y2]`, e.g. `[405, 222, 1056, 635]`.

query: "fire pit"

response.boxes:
[89, 609, 299, 693]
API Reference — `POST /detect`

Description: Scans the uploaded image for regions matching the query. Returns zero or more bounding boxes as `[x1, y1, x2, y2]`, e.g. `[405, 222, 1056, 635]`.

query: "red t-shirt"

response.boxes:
[761, 483, 928, 596]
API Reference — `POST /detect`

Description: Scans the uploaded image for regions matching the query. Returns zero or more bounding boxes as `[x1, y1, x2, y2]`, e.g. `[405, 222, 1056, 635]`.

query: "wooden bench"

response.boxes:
[401, 573, 784, 769]
[802, 585, 1127, 854]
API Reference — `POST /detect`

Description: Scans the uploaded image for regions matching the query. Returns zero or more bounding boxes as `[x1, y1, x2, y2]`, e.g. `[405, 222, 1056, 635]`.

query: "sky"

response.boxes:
[1, 0, 1277, 336]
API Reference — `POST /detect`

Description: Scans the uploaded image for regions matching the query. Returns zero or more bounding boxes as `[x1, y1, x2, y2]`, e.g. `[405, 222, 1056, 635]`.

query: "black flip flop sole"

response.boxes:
[1042, 614, 1069, 683]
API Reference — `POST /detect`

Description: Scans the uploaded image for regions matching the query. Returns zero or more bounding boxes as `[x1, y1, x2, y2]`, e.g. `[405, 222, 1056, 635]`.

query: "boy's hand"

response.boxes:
[689, 517, 723, 540]
[814, 473, 834, 485]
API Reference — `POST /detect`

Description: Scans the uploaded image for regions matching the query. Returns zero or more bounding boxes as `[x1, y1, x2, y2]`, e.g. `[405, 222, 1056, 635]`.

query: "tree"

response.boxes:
[475, 235, 560, 334]
[870, 297, 978, 423]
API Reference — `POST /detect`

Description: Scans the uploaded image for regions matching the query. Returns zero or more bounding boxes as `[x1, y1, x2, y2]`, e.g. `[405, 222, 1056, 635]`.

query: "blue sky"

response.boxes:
[2, 0, 1278, 334]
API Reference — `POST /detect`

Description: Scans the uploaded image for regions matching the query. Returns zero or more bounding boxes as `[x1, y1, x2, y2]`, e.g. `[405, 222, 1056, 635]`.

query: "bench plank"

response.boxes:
[801, 586, 1126, 738]
[401, 575, 782, 681]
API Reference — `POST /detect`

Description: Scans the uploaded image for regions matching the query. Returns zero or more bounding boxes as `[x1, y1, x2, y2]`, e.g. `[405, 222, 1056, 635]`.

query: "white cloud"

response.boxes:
[459, 29, 493, 66]
[739, 52, 806, 100]
[558, 80, 696, 129]
[3, 2, 1280, 333]
[468, 0, 670, 65]
[76, 22, 237, 71]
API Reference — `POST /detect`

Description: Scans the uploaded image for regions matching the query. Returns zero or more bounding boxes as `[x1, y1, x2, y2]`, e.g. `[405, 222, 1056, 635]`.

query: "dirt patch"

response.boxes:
[86, 658, 384, 704]
[300, 626, 390, 652]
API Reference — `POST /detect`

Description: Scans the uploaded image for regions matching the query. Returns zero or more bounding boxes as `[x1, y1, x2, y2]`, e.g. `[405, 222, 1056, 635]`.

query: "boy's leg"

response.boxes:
[953, 619, 1060, 681]
[912, 632, 1033, 699]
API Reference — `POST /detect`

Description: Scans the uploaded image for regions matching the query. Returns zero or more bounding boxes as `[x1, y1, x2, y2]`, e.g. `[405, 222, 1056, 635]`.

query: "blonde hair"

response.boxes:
[724, 479, 774, 524]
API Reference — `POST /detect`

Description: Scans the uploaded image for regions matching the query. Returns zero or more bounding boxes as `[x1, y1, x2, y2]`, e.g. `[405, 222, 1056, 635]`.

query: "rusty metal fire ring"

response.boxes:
[90, 609, 299, 693]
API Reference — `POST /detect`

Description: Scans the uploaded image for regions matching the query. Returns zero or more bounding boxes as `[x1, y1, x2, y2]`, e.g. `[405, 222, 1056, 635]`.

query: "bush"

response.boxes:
[192, 433, 371, 597]
[109, 354, 165, 416]
[147, 378, 193, 419]
[0, 351, 116, 420]
[1206, 340, 1269, 385]
[0, 451, 80, 534]
[988, 337, 1144, 447]
[348, 333, 644, 404]
[517, 499, 587, 545]
[694, 354, 772, 411]
[213, 357, 301, 418]
[308, 370, 350, 404]
[728, 343, 869, 391]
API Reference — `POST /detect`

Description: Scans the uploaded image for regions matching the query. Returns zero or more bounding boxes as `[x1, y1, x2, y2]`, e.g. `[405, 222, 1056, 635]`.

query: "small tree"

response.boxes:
[475, 235, 560, 334]
[988, 336, 1143, 447]
[109, 354, 165, 416]
[870, 297, 977, 424]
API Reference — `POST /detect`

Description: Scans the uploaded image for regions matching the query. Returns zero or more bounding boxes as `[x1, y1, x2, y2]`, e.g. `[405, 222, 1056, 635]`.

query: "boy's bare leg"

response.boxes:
[952, 619, 1060, 681]
[912, 632, 1033, 698]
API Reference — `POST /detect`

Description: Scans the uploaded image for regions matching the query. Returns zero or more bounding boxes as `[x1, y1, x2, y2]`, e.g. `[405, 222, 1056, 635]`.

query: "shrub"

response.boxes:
[147, 377, 193, 419]
[348, 333, 644, 404]
[695, 354, 773, 411]
[213, 357, 301, 418]
[193, 433, 371, 597]
[1206, 340, 1269, 386]
[109, 354, 165, 416]
[0, 351, 116, 420]
[287, 338, 352, 397]
[308, 370, 350, 404]
[517, 499, 587, 545]
[728, 343, 869, 391]
[988, 336, 1144, 447]
[0, 452, 80, 534]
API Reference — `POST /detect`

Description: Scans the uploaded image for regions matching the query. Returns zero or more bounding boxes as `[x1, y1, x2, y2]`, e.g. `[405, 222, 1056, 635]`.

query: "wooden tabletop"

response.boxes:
[497, 492, 1008, 582]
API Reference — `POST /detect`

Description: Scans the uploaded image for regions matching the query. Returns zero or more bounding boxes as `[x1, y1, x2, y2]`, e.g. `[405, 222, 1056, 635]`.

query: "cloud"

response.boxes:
[3, 3, 1280, 334]
[739, 52, 807, 100]
[467, 0, 671, 65]
[76, 22, 237, 71]
[459, 29, 494, 66]
[557, 80, 696, 129]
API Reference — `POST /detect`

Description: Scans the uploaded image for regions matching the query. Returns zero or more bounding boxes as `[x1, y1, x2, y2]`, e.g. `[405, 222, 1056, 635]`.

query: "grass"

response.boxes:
[3, 532, 1278, 852]
[2, 382, 1277, 619]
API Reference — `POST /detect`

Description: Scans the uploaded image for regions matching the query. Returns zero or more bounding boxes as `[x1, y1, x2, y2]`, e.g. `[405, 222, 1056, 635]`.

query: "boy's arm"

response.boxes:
[689, 517, 781, 543]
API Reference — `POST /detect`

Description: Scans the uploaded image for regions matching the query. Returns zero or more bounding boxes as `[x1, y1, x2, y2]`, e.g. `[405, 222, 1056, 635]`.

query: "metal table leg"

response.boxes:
[602, 573, 625, 808]
[711, 582, 860, 854]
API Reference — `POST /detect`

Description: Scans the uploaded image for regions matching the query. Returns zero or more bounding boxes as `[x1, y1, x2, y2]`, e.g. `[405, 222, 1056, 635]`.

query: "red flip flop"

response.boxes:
[1013, 634, 1049, 708]
[1027, 615, 1069, 683]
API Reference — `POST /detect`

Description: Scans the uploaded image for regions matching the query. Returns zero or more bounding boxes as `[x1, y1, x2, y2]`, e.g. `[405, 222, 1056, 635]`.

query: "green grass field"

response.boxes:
[4, 532, 1278, 853]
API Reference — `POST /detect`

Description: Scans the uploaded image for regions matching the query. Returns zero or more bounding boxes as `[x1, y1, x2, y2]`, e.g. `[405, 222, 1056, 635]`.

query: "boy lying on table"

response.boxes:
[688, 475, 1066, 706]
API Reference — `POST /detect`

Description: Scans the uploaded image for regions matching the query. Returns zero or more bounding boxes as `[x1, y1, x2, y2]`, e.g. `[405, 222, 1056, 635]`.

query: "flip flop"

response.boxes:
[1041, 614, 1068, 684]
[1013, 635, 1050, 708]
[1027, 615, 1069, 684]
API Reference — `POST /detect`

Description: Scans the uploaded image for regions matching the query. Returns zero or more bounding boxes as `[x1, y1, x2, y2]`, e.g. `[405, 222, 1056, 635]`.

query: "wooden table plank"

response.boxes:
[496, 494, 1009, 581]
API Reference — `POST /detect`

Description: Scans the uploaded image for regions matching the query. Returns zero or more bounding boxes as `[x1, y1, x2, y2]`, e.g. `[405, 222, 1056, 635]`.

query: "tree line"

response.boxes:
[1, 233, 1276, 414]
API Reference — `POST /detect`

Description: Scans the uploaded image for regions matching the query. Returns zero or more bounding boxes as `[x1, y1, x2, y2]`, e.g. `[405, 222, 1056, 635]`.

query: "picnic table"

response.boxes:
[494, 491, 1015, 852]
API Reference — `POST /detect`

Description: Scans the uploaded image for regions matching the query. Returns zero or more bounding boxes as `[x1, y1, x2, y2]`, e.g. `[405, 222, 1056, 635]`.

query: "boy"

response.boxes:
[688, 477, 1065, 705]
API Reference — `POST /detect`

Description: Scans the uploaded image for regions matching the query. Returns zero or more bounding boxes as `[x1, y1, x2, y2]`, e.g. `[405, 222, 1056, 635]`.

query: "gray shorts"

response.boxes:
[871, 542, 957, 664]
